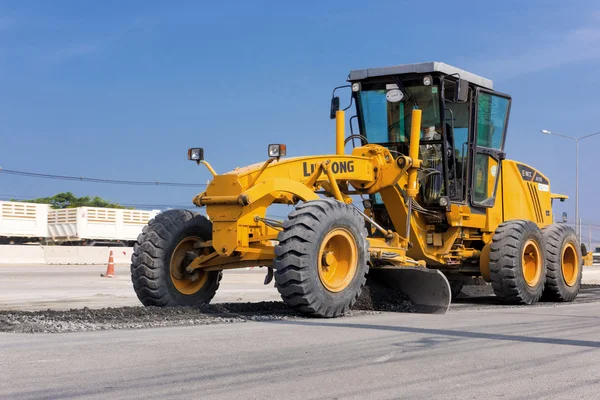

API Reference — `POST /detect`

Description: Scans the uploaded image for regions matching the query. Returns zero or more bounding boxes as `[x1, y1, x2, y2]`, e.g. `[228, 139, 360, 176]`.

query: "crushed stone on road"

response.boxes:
[354, 281, 417, 313]
[4, 284, 597, 334]
[0, 289, 416, 334]
[0, 302, 297, 334]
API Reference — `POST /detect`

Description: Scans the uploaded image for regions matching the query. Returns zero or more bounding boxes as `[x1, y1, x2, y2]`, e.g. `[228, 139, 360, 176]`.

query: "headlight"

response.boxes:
[188, 148, 204, 161]
[351, 82, 361, 92]
[268, 144, 287, 158]
[423, 75, 432, 86]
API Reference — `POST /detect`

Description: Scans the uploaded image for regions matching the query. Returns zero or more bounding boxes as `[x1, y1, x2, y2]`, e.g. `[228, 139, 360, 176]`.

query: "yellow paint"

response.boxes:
[336, 110, 345, 155]
[318, 228, 358, 292]
[170, 236, 209, 295]
[479, 243, 491, 281]
[522, 239, 543, 287]
[324, 161, 344, 202]
[561, 243, 578, 287]
[502, 160, 553, 227]
[406, 109, 422, 198]
[247, 158, 276, 187]
[180, 105, 571, 291]
[200, 160, 217, 177]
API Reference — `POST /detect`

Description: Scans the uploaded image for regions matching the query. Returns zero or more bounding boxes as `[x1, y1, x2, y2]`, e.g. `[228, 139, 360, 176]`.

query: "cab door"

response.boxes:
[470, 89, 511, 208]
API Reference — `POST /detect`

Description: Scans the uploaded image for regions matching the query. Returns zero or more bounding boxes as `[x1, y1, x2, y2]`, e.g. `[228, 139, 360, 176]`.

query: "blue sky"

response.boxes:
[1, 1, 599, 241]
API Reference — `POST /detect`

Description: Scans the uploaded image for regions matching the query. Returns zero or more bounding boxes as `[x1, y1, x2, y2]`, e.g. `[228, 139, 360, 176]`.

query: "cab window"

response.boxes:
[476, 93, 509, 150]
[473, 92, 510, 206]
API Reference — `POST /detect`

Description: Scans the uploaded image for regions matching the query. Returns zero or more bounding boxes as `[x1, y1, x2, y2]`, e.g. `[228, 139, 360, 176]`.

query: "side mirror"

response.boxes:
[455, 79, 469, 102]
[330, 96, 340, 119]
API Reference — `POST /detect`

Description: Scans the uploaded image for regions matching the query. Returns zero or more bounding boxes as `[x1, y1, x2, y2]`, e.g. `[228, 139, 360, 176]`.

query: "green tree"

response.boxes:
[15, 192, 130, 209]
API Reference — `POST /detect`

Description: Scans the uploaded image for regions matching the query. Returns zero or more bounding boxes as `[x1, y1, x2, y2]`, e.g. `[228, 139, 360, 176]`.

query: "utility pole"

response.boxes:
[540, 129, 600, 243]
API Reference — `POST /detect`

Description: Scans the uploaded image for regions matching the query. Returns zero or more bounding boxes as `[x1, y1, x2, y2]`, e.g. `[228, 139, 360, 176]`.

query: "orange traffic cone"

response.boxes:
[101, 250, 115, 278]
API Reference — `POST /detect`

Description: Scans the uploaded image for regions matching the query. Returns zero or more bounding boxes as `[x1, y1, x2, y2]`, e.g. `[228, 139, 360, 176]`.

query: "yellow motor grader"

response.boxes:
[131, 62, 583, 317]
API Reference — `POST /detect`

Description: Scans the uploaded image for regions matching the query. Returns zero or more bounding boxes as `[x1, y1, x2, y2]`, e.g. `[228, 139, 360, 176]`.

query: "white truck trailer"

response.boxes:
[0, 201, 49, 244]
[0, 201, 160, 246]
[47, 207, 160, 246]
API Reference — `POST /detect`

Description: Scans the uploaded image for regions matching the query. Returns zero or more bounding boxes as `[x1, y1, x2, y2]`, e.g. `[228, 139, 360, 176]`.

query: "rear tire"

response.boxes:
[131, 209, 222, 307]
[541, 224, 582, 302]
[273, 199, 369, 318]
[489, 220, 546, 305]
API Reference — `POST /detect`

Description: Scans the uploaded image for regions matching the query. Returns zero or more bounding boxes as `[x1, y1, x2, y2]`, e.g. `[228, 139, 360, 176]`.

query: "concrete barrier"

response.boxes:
[0, 245, 46, 264]
[0, 245, 133, 265]
[43, 247, 134, 265]
[111, 248, 133, 264]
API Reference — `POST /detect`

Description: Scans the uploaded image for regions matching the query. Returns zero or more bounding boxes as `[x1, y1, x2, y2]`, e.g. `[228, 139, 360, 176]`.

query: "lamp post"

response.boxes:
[540, 129, 600, 242]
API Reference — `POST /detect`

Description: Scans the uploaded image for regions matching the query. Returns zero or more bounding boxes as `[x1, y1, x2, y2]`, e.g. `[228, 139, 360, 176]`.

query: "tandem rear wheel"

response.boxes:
[488, 220, 582, 305]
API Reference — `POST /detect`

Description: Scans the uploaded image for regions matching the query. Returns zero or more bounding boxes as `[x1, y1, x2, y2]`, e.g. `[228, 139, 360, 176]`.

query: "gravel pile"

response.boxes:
[0, 289, 417, 334]
[0, 302, 301, 334]
[458, 284, 494, 298]
[582, 284, 600, 289]
[7, 284, 595, 334]
[353, 280, 417, 313]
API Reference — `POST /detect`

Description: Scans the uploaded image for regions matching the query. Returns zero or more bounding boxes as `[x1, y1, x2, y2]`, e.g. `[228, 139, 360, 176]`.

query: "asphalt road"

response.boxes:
[1, 265, 599, 311]
[2, 302, 600, 399]
[0, 265, 282, 311]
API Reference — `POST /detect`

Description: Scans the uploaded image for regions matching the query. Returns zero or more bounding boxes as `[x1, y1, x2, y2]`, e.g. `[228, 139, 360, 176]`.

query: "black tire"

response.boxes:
[489, 220, 546, 305]
[131, 209, 222, 307]
[273, 199, 369, 318]
[449, 280, 464, 301]
[541, 224, 582, 302]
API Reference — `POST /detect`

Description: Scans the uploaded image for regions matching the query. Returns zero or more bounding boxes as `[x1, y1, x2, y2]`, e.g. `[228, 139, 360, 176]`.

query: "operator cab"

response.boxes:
[345, 62, 511, 220]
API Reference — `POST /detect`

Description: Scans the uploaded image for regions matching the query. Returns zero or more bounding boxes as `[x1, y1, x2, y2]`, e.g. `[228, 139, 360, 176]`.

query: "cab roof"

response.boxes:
[347, 61, 493, 90]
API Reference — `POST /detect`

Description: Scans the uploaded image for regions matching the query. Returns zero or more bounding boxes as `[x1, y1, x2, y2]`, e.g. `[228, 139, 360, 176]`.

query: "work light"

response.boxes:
[188, 148, 204, 161]
[268, 144, 287, 158]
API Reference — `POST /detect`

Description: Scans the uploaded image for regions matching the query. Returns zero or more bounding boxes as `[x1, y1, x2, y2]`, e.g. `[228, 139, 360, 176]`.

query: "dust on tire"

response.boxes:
[489, 220, 546, 305]
[273, 199, 369, 318]
[541, 223, 582, 302]
[130, 209, 222, 307]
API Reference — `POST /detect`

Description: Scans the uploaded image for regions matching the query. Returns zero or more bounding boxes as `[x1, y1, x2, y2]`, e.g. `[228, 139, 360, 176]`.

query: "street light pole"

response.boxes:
[575, 138, 579, 239]
[541, 129, 600, 243]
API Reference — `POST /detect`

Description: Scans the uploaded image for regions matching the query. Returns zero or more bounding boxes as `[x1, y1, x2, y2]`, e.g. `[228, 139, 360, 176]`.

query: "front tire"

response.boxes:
[131, 209, 222, 307]
[273, 199, 369, 318]
[489, 220, 546, 305]
[541, 224, 582, 302]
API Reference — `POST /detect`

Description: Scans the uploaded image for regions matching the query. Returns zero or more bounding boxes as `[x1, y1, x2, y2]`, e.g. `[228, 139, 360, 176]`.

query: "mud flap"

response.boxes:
[367, 267, 451, 314]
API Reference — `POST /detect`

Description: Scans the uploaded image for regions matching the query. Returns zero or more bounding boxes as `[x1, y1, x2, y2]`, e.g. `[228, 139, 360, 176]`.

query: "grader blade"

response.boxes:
[367, 268, 451, 314]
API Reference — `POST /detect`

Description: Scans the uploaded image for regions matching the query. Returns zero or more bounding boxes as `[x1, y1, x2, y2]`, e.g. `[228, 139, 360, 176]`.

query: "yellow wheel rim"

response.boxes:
[317, 228, 358, 293]
[561, 243, 579, 287]
[170, 236, 208, 295]
[522, 239, 543, 287]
